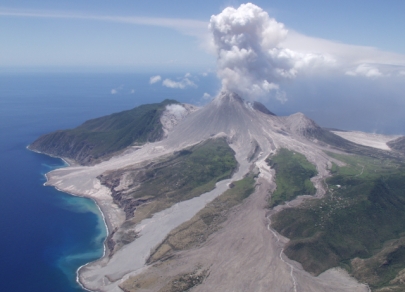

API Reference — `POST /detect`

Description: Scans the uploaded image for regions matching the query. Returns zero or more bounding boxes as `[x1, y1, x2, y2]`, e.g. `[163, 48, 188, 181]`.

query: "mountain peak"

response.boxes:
[214, 91, 276, 116]
[215, 91, 244, 104]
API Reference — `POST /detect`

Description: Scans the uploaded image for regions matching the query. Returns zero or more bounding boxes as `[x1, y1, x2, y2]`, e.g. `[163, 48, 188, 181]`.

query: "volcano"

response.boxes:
[31, 92, 405, 292]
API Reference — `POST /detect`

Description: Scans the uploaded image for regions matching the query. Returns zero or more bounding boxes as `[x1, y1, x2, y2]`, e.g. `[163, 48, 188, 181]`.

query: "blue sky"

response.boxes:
[1, 0, 405, 70]
[1, 1, 405, 134]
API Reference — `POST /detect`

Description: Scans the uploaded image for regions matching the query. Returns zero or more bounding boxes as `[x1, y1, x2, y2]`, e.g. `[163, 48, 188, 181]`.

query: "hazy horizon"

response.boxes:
[2, 1, 405, 134]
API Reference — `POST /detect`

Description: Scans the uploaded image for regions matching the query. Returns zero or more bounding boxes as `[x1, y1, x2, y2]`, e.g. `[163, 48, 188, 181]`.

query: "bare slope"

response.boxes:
[332, 130, 400, 151]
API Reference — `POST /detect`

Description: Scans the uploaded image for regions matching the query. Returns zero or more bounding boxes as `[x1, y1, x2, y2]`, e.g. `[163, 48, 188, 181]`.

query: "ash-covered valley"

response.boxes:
[30, 91, 405, 292]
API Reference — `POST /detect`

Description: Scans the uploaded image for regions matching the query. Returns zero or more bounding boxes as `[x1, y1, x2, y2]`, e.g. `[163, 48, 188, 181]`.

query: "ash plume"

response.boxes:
[209, 3, 329, 101]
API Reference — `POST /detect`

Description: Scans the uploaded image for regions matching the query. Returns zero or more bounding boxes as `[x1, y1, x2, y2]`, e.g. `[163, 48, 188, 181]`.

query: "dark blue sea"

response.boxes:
[0, 71, 403, 292]
[0, 72, 220, 292]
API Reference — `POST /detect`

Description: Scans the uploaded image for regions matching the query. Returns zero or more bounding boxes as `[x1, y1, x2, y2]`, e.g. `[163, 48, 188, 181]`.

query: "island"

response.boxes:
[30, 91, 405, 292]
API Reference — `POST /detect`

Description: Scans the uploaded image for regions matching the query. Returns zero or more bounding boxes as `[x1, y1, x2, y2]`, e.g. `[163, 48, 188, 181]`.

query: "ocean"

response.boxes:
[0, 71, 402, 291]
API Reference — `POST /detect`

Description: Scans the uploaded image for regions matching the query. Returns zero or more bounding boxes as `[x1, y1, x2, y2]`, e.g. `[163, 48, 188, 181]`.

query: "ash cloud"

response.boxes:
[209, 3, 333, 101]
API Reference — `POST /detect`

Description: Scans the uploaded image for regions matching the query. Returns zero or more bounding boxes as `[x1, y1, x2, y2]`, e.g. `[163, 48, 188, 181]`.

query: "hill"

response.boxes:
[29, 99, 178, 165]
[388, 136, 405, 155]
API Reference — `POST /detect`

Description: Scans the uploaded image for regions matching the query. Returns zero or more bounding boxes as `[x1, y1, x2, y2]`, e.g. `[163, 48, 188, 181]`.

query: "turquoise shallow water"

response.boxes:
[41, 160, 107, 290]
[53, 193, 107, 287]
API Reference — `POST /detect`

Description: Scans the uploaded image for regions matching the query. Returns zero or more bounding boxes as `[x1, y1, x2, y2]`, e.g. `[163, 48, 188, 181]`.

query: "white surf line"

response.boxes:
[34, 150, 103, 292]
[266, 214, 298, 292]
[76, 199, 108, 292]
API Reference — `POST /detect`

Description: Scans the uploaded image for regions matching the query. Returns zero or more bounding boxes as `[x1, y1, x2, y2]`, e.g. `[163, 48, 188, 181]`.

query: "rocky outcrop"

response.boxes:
[252, 101, 276, 116]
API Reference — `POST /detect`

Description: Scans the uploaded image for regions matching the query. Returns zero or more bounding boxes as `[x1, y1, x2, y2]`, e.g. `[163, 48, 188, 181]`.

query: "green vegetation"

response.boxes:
[147, 173, 256, 263]
[351, 237, 405, 291]
[100, 138, 238, 224]
[130, 138, 238, 202]
[155, 267, 209, 292]
[120, 265, 209, 292]
[271, 152, 405, 290]
[267, 148, 317, 207]
[30, 99, 177, 165]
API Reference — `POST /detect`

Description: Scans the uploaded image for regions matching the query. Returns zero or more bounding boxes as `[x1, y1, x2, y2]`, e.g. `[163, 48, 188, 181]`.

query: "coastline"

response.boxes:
[27, 145, 110, 292]
[50, 181, 112, 292]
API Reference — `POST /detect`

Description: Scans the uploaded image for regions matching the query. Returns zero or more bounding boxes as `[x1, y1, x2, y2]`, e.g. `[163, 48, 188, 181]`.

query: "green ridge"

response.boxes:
[128, 138, 238, 204]
[99, 138, 239, 227]
[267, 148, 317, 207]
[29, 99, 178, 165]
[388, 136, 405, 155]
[271, 152, 405, 290]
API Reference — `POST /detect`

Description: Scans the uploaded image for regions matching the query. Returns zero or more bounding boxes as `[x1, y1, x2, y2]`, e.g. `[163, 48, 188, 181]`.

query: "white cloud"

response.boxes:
[130, 89, 135, 94]
[283, 30, 405, 76]
[346, 64, 383, 78]
[275, 90, 287, 103]
[209, 3, 333, 101]
[0, 8, 208, 38]
[162, 74, 196, 89]
[202, 93, 212, 100]
[6, 5, 405, 86]
[208, 3, 405, 101]
[149, 75, 162, 84]
[110, 84, 124, 94]
[162, 78, 195, 89]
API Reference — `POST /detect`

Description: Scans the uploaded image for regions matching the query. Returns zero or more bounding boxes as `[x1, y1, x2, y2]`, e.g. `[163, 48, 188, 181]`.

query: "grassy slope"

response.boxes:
[271, 152, 405, 290]
[30, 99, 177, 165]
[100, 138, 238, 224]
[267, 148, 317, 207]
[129, 138, 238, 202]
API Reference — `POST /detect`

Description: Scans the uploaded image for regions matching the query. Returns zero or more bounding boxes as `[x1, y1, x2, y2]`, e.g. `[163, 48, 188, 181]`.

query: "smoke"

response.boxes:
[209, 3, 331, 101]
[165, 104, 187, 119]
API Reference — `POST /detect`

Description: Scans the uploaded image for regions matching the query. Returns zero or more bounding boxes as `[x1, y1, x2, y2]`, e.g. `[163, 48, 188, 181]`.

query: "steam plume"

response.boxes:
[209, 3, 329, 101]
